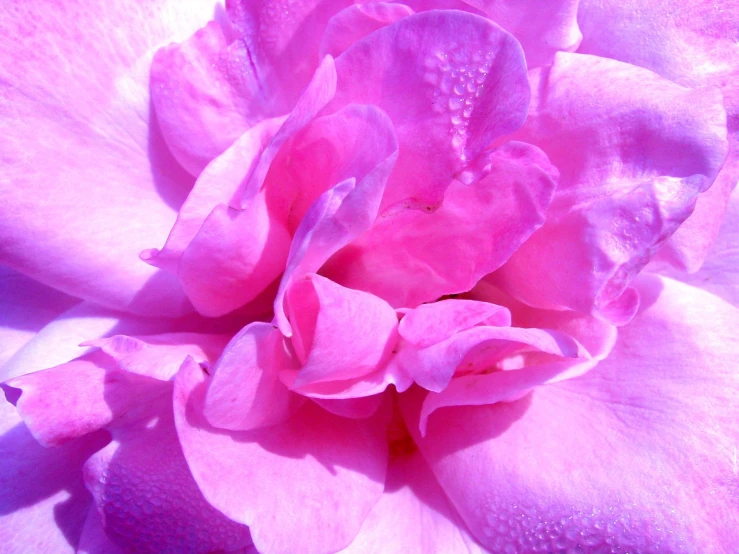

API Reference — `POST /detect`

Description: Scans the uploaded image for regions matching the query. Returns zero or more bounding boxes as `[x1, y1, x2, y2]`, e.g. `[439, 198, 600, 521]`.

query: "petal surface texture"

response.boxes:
[404, 276, 739, 553]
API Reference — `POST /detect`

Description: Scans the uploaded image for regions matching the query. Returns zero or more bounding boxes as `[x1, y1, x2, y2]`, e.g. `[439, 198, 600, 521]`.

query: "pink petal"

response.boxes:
[403, 275, 739, 552]
[285, 274, 398, 388]
[265, 103, 399, 234]
[577, 0, 739, 273]
[312, 395, 385, 420]
[0, 402, 108, 553]
[320, 3, 414, 59]
[329, 10, 530, 210]
[227, 0, 352, 109]
[496, 52, 728, 324]
[340, 451, 485, 553]
[83, 394, 252, 553]
[174, 358, 388, 554]
[77, 507, 127, 554]
[203, 322, 304, 431]
[324, 142, 557, 308]
[0, 1, 217, 316]
[0, 266, 79, 368]
[151, 18, 280, 176]
[143, 116, 286, 272]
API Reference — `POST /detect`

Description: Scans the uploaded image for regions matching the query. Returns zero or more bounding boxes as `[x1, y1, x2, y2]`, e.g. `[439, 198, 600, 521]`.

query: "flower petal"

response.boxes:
[174, 358, 388, 554]
[329, 10, 530, 209]
[203, 322, 304, 432]
[496, 52, 728, 323]
[403, 276, 739, 552]
[0, 266, 79, 368]
[340, 451, 486, 554]
[577, 0, 739, 271]
[324, 142, 557, 307]
[0, 402, 108, 553]
[0, 0, 217, 315]
[83, 394, 252, 553]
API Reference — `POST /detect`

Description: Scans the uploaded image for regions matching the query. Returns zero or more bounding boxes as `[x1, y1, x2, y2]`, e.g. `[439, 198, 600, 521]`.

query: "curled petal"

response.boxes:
[329, 10, 530, 209]
[497, 52, 728, 323]
[402, 276, 739, 552]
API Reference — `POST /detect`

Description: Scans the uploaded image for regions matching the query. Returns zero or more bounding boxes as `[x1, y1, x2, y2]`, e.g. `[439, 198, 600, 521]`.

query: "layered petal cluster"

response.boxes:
[1, 1, 737, 553]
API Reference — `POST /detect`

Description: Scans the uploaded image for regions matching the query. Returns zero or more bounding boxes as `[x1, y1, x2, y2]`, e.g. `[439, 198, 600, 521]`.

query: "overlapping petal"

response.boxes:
[403, 276, 739, 552]
[495, 52, 728, 323]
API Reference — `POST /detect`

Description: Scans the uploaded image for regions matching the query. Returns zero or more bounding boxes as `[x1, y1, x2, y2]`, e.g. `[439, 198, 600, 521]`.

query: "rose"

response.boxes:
[1, 1, 737, 554]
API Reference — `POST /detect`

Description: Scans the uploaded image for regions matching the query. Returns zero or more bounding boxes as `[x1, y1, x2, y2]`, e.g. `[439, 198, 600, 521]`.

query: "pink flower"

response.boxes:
[1, 1, 737, 553]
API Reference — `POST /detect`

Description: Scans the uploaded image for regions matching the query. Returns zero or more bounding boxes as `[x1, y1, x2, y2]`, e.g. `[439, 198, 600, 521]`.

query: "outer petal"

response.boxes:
[340, 451, 486, 554]
[0, 266, 79, 368]
[324, 142, 557, 308]
[496, 52, 728, 323]
[83, 394, 252, 553]
[204, 322, 304, 431]
[0, 0, 217, 315]
[329, 10, 530, 209]
[577, 0, 739, 271]
[0, 402, 109, 553]
[174, 358, 388, 554]
[403, 276, 739, 552]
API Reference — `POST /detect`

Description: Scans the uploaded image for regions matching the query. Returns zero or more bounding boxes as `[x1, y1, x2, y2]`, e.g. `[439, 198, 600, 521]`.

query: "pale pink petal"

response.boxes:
[340, 451, 485, 554]
[0, 1, 218, 316]
[403, 276, 739, 552]
[143, 116, 286, 272]
[329, 10, 530, 210]
[324, 142, 557, 307]
[83, 394, 252, 553]
[320, 3, 414, 59]
[496, 52, 728, 324]
[150, 18, 282, 176]
[204, 322, 304, 431]
[577, 0, 739, 272]
[312, 395, 385, 420]
[174, 358, 388, 554]
[285, 274, 398, 388]
[656, 184, 739, 306]
[0, 402, 109, 553]
[0, 266, 79, 368]
[227, 0, 351, 107]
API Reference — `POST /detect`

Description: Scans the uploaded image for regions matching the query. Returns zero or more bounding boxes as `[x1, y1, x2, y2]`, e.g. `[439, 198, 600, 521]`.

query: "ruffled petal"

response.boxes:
[329, 10, 530, 209]
[0, 402, 109, 553]
[0, 0, 218, 315]
[403, 276, 739, 552]
[324, 142, 557, 307]
[495, 52, 728, 323]
[83, 394, 252, 553]
[0, 266, 79, 368]
[340, 451, 486, 554]
[174, 358, 388, 554]
[203, 322, 304, 432]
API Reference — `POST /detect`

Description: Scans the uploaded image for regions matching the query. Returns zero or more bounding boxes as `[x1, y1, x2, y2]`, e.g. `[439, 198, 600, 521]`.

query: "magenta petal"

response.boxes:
[77, 507, 127, 554]
[0, 1, 215, 316]
[286, 274, 398, 388]
[178, 198, 292, 317]
[0, 403, 109, 553]
[204, 322, 303, 431]
[329, 10, 530, 209]
[2, 353, 165, 447]
[325, 142, 557, 307]
[403, 276, 739, 552]
[320, 3, 414, 59]
[144, 116, 285, 272]
[340, 451, 485, 553]
[497, 52, 728, 323]
[150, 18, 278, 176]
[83, 395, 252, 553]
[174, 358, 388, 554]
